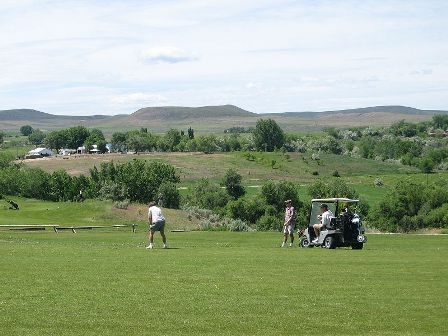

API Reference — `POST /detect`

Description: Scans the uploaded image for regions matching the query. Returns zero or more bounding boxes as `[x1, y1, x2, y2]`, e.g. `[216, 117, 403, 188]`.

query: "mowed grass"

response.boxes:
[0, 231, 446, 336]
[0, 198, 200, 231]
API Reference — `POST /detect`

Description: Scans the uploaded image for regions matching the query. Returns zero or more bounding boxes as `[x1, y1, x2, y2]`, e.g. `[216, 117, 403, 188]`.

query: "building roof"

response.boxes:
[311, 198, 359, 203]
[28, 147, 52, 155]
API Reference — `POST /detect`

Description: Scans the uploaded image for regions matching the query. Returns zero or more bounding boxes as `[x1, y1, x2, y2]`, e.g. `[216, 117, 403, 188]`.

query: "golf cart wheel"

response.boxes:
[324, 236, 336, 249]
[351, 243, 364, 250]
[300, 237, 311, 248]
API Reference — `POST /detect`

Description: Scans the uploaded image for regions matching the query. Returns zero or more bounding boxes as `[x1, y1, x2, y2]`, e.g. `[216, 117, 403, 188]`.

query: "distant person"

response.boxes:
[281, 199, 295, 247]
[79, 189, 84, 202]
[8, 200, 19, 210]
[147, 201, 168, 249]
[312, 203, 333, 243]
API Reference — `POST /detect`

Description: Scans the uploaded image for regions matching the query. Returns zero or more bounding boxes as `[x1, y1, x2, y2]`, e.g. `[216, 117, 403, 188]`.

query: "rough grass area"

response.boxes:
[21, 151, 418, 182]
[0, 232, 446, 335]
[0, 198, 199, 231]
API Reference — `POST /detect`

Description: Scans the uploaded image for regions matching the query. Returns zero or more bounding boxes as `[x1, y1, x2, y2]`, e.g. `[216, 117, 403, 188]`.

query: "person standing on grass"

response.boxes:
[147, 201, 168, 249]
[281, 199, 295, 247]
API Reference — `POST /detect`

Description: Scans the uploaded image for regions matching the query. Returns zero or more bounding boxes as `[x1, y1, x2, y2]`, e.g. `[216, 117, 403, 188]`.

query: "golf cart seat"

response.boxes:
[327, 217, 338, 230]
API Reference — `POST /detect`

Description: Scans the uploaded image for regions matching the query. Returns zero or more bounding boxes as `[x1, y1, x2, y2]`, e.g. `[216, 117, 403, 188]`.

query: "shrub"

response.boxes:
[114, 199, 130, 209]
[189, 179, 230, 211]
[222, 169, 245, 199]
[157, 182, 180, 209]
[256, 215, 282, 231]
[223, 218, 254, 232]
[332, 170, 340, 177]
[312, 171, 319, 176]
[226, 197, 266, 224]
[98, 181, 127, 201]
[261, 180, 302, 213]
[374, 178, 384, 187]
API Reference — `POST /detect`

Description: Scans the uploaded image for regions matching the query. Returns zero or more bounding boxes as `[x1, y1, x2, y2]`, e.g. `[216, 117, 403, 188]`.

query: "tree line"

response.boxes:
[8, 115, 447, 173]
[0, 153, 179, 204]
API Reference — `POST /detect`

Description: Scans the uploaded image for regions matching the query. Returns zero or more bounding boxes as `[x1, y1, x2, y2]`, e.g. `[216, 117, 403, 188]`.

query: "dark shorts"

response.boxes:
[150, 220, 165, 232]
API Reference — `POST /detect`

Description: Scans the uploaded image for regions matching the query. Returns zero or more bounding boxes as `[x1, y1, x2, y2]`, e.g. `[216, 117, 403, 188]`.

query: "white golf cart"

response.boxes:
[299, 198, 367, 249]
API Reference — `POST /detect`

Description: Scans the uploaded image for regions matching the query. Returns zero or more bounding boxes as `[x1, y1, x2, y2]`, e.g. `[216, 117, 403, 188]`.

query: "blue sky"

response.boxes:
[0, 0, 447, 115]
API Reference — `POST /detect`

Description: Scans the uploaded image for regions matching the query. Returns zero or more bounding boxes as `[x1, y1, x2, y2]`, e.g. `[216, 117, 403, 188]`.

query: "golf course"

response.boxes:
[0, 195, 447, 335]
[0, 228, 446, 336]
[2, 1, 448, 334]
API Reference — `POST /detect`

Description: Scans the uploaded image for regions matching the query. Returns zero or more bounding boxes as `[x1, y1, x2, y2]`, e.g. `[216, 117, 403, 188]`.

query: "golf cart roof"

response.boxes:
[311, 198, 359, 203]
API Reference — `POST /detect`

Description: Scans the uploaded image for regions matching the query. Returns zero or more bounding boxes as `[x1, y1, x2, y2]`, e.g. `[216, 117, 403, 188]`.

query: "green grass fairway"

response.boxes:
[0, 231, 446, 335]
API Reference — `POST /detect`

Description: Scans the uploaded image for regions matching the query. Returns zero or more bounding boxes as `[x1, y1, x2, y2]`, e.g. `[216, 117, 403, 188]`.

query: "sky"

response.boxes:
[0, 0, 447, 116]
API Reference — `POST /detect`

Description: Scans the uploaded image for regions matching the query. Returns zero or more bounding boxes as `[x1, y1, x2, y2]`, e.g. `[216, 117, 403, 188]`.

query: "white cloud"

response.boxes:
[141, 46, 197, 64]
[0, 0, 447, 115]
[111, 93, 167, 105]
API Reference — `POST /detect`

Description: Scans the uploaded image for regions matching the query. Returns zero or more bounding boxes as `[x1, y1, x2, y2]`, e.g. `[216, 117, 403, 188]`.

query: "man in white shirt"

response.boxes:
[312, 204, 333, 243]
[147, 201, 168, 249]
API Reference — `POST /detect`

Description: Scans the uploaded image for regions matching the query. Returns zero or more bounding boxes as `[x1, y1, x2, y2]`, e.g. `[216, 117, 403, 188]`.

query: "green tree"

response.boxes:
[157, 182, 180, 208]
[126, 131, 153, 153]
[66, 126, 90, 149]
[261, 180, 301, 212]
[0, 130, 4, 145]
[165, 129, 182, 151]
[358, 136, 377, 159]
[111, 132, 127, 152]
[420, 157, 435, 173]
[432, 114, 448, 129]
[308, 178, 358, 199]
[195, 135, 218, 153]
[226, 197, 265, 224]
[89, 159, 179, 203]
[85, 128, 107, 153]
[0, 152, 14, 169]
[28, 129, 46, 145]
[189, 179, 230, 211]
[187, 127, 194, 139]
[374, 180, 427, 232]
[45, 130, 68, 151]
[222, 169, 245, 199]
[253, 119, 285, 151]
[20, 125, 33, 136]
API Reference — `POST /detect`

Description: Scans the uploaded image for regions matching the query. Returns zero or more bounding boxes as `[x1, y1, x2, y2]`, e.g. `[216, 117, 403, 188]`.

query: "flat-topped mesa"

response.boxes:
[131, 105, 256, 120]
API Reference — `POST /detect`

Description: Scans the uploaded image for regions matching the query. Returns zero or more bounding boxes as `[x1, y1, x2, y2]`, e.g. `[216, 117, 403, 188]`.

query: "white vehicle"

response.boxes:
[300, 198, 367, 249]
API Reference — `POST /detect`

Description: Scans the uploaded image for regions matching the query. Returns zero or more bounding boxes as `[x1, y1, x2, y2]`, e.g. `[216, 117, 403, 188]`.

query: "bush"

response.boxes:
[157, 182, 180, 209]
[98, 181, 127, 201]
[253, 119, 285, 151]
[332, 170, 340, 177]
[188, 179, 230, 211]
[182, 205, 253, 231]
[223, 218, 254, 232]
[261, 180, 301, 213]
[222, 169, 245, 199]
[226, 197, 266, 224]
[308, 178, 359, 200]
[312, 171, 319, 176]
[371, 179, 448, 232]
[374, 178, 384, 187]
[256, 215, 282, 231]
[114, 199, 130, 209]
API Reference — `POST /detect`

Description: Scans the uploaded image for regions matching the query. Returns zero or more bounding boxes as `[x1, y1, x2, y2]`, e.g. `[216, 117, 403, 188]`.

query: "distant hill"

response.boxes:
[265, 105, 448, 118]
[1, 105, 447, 133]
[131, 105, 256, 120]
[0, 109, 56, 121]
[0, 109, 109, 122]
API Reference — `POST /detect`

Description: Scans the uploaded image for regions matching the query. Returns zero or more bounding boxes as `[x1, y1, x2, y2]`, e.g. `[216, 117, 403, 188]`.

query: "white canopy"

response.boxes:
[311, 198, 359, 203]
